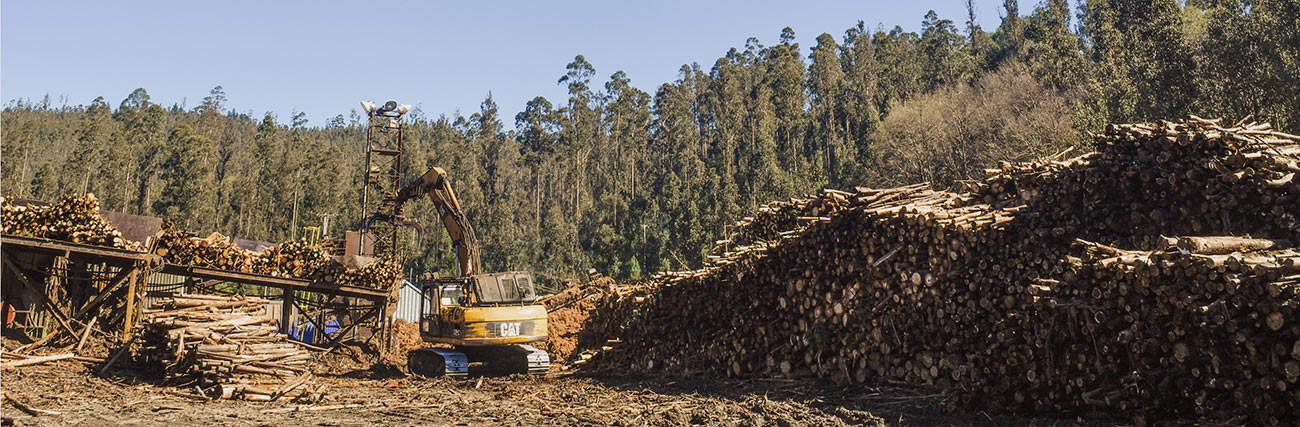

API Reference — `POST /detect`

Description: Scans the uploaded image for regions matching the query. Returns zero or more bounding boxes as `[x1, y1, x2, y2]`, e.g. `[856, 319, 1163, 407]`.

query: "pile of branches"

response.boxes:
[155, 225, 400, 289]
[581, 117, 1300, 424]
[0, 193, 143, 251]
[140, 294, 324, 402]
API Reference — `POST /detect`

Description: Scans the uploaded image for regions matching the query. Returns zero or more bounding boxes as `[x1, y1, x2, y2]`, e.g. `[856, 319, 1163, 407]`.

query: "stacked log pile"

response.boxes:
[0, 193, 143, 251]
[154, 227, 254, 271]
[155, 224, 400, 289]
[254, 240, 334, 278]
[312, 258, 403, 289]
[140, 294, 324, 402]
[709, 188, 856, 257]
[969, 117, 1300, 251]
[581, 118, 1300, 423]
[1000, 240, 1300, 420]
[0, 194, 399, 289]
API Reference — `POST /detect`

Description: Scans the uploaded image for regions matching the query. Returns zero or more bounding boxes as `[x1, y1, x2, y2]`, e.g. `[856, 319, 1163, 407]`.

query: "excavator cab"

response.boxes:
[417, 282, 462, 337]
[437, 283, 464, 306]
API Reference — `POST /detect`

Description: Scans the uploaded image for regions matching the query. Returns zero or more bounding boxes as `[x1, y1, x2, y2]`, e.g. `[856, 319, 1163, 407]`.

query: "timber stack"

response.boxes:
[154, 226, 253, 271]
[1, 193, 143, 251]
[311, 257, 403, 290]
[582, 117, 1300, 424]
[139, 294, 324, 402]
[710, 187, 856, 256]
[154, 224, 400, 289]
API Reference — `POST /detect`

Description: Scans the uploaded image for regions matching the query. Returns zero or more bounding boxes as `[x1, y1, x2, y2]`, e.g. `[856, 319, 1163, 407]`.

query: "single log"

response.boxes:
[2, 393, 61, 416]
[1175, 236, 1288, 254]
[262, 403, 375, 414]
[0, 353, 76, 369]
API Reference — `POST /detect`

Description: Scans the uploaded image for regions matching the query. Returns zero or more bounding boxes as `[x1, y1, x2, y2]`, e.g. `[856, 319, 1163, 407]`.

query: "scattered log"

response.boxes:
[0, 353, 75, 369]
[1173, 236, 1287, 254]
[262, 403, 376, 414]
[2, 393, 61, 416]
[99, 335, 138, 375]
[74, 316, 99, 352]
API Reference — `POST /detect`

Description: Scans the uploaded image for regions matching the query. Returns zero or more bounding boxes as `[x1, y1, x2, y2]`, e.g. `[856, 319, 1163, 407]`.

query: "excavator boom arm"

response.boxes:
[396, 167, 482, 276]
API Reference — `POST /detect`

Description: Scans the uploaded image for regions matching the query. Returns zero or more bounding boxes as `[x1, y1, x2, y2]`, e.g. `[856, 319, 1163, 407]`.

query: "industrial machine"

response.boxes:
[395, 166, 550, 378]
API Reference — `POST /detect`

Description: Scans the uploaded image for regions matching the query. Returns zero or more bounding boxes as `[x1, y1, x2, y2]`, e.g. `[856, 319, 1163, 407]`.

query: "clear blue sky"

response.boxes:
[2, 0, 1023, 126]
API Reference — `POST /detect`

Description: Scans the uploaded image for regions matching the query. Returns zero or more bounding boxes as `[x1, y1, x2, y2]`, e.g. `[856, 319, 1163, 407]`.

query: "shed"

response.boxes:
[392, 280, 422, 323]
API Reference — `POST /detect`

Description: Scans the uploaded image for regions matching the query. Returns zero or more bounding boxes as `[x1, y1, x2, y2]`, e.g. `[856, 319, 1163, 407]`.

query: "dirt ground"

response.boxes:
[539, 279, 611, 365]
[0, 355, 1094, 427]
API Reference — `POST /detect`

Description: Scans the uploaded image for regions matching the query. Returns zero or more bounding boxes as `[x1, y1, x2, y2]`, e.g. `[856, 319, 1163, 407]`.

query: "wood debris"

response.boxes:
[0, 353, 76, 370]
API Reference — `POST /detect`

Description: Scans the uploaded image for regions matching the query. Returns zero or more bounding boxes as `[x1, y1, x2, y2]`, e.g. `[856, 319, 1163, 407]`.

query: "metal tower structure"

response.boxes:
[360, 100, 410, 262]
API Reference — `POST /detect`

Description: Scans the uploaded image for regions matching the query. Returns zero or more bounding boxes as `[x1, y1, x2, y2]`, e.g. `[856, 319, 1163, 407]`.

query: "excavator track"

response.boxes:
[493, 344, 550, 376]
[519, 345, 550, 375]
[409, 345, 548, 378]
[408, 348, 469, 379]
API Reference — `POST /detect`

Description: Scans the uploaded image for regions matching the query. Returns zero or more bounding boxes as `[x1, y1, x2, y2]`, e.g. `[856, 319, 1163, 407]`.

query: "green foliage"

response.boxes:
[3, 4, 1297, 283]
[920, 10, 978, 90]
[622, 256, 642, 281]
[869, 65, 1082, 189]
[153, 124, 215, 228]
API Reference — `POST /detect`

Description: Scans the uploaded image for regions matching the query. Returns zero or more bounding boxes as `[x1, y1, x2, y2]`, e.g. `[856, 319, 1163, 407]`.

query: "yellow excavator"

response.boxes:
[394, 167, 549, 378]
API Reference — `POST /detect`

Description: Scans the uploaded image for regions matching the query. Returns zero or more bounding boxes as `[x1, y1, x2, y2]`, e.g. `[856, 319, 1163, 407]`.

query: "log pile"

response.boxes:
[580, 117, 1300, 424]
[140, 294, 324, 402]
[0, 193, 143, 251]
[967, 116, 1300, 251]
[154, 227, 254, 271]
[313, 257, 403, 290]
[0, 193, 399, 289]
[154, 224, 400, 289]
[1006, 240, 1300, 421]
[710, 188, 856, 257]
[254, 240, 334, 278]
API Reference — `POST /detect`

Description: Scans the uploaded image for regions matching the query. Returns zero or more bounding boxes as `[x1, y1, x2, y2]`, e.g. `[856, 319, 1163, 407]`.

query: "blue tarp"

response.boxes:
[289, 320, 340, 344]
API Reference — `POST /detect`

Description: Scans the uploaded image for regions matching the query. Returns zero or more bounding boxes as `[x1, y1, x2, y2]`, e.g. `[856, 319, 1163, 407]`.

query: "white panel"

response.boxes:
[393, 281, 422, 323]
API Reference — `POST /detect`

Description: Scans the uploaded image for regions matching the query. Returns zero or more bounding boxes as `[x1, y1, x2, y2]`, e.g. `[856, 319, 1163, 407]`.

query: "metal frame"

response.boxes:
[361, 103, 407, 264]
[0, 235, 157, 348]
[157, 263, 394, 350]
[1, 234, 395, 352]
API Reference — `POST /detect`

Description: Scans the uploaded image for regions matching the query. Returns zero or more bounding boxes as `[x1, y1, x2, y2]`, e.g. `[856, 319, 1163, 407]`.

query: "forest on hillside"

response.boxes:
[3, 0, 1298, 283]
